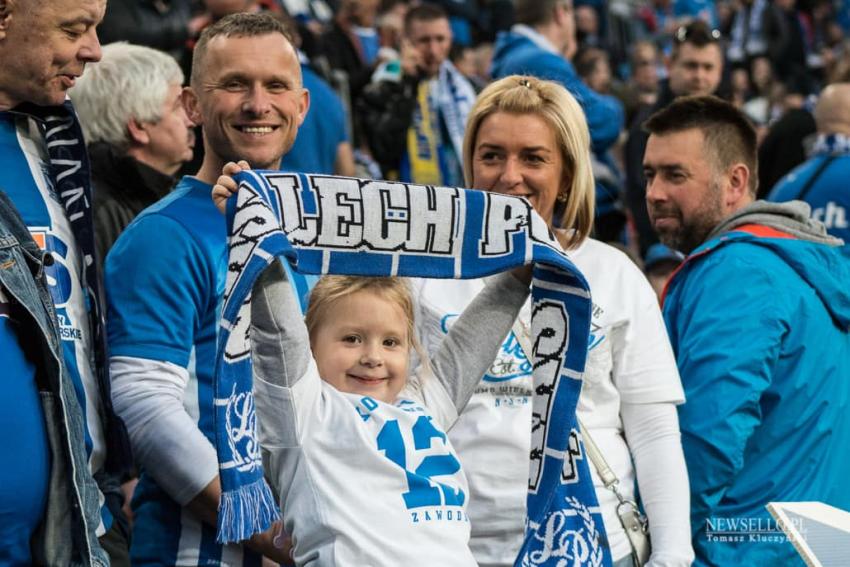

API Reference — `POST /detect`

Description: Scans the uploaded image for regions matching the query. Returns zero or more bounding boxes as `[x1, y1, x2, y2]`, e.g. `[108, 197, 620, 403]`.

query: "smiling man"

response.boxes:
[642, 95, 850, 566]
[0, 0, 136, 564]
[104, 13, 308, 566]
[0, 0, 105, 108]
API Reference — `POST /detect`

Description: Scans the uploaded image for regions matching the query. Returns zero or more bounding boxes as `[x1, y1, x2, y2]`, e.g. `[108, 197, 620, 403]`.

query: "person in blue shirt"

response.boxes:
[0, 193, 109, 566]
[769, 83, 850, 248]
[282, 46, 355, 176]
[0, 0, 134, 563]
[490, 0, 623, 155]
[105, 13, 308, 566]
[643, 95, 850, 566]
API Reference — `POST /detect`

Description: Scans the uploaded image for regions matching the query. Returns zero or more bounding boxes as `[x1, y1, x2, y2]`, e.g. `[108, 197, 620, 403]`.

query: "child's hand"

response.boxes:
[212, 160, 250, 215]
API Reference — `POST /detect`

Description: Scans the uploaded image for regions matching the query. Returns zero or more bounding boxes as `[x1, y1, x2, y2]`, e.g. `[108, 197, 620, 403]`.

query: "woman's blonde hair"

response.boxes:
[305, 275, 425, 363]
[462, 75, 595, 249]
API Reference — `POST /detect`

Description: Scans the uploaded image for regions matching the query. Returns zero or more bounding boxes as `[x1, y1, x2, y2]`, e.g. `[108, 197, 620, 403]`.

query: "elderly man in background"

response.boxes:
[0, 0, 134, 564]
[769, 83, 850, 248]
[71, 42, 195, 263]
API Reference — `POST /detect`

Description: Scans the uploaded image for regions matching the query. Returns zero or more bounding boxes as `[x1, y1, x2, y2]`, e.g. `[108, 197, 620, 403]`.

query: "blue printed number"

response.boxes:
[376, 416, 465, 509]
[43, 235, 73, 306]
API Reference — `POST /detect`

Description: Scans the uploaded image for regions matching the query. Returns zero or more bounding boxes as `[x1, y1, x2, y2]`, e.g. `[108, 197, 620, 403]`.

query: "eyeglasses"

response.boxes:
[674, 25, 722, 44]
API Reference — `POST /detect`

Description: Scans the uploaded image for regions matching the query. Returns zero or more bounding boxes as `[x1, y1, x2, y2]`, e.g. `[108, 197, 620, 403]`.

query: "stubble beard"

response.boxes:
[655, 179, 726, 255]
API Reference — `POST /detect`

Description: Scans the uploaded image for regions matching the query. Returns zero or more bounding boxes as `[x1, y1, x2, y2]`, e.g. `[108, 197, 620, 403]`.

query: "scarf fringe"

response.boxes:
[217, 478, 280, 544]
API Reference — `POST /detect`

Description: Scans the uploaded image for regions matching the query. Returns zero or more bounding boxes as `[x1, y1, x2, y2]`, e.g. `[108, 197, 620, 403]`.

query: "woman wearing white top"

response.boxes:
[414, 75, 695, 567]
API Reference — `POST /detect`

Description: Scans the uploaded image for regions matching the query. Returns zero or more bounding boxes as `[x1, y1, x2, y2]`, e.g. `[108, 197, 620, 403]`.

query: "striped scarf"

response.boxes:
[214, 171, 612, 567]
[404, 61, 475, 187]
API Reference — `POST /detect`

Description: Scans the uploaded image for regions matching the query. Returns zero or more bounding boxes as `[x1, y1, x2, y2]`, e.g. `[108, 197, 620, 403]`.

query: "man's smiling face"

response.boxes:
[186, 32, 309, 171]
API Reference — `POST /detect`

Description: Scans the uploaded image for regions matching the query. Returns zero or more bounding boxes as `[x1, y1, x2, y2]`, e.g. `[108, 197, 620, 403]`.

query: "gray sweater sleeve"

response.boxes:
[250, 260, 312, 386]
[428, 272, 530, 411]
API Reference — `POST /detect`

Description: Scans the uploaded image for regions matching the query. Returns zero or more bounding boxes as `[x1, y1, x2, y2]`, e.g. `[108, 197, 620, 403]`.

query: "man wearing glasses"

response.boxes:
[625, 20, 724, 257]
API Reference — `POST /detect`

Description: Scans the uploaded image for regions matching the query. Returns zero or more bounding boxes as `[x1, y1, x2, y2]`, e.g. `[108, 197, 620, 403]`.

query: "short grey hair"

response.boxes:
[71, 42, 184, 151]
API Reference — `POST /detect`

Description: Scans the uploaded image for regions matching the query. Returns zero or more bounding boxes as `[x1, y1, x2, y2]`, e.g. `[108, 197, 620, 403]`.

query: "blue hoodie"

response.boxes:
[490, 28, 624, 155]
[663, 201, 850, 566]
[769, 133, 850, 249]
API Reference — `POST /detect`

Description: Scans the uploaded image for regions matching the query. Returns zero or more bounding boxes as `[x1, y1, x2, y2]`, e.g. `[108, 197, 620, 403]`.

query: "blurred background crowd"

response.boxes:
[86, 0, 850, 283]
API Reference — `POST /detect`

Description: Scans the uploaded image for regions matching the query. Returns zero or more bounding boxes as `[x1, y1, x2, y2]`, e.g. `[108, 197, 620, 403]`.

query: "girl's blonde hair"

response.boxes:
[462, 75, 595, 249]
[305, 275, 426, 363]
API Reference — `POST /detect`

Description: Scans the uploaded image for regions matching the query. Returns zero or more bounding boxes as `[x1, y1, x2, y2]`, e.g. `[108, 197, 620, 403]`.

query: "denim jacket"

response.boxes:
[0, 191, 108, 566]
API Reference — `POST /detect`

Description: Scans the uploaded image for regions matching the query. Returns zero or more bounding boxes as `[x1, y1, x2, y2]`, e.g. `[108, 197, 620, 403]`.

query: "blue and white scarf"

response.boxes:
[214, 172, 612, 567]
[811, 133, 850, 157]
[728, 0, 768, 63]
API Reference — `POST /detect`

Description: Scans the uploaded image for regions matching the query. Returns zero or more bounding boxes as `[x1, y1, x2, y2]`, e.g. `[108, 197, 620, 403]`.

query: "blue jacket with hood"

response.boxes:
[490, 28, 624, 155]
[662, 201, 850, 567]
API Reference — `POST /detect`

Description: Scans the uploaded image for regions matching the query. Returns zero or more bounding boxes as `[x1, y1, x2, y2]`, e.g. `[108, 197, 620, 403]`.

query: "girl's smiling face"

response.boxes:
[310, 289, 410, 403]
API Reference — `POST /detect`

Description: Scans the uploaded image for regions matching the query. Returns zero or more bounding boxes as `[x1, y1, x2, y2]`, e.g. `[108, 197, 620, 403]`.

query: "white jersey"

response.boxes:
[414, 238, 685, 565]
[252, 269, 528, 566]
[256, 361, 476, 567]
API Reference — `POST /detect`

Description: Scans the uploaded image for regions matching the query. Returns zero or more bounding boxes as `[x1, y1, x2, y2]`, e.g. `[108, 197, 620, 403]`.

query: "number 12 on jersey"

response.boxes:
[377, 415, 465, 510]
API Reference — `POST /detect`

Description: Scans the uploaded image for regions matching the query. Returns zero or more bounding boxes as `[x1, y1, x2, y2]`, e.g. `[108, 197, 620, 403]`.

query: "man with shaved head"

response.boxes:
[768, 83, 850, 248]
[105, 12, 306, 565]
[0, 0, 133, 564]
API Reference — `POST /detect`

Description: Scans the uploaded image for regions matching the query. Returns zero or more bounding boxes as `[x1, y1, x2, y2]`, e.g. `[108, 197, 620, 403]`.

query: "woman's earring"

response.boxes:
[556, 192, 568, 203]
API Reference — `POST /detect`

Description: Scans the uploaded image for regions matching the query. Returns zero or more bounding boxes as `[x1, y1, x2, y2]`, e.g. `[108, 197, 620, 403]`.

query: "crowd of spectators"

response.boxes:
[92, 0, 850, 263]
[1, 0, 850, 566]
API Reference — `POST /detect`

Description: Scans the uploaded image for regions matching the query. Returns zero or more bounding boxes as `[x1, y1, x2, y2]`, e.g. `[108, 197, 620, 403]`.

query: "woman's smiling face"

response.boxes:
[471, 111, 567, 225]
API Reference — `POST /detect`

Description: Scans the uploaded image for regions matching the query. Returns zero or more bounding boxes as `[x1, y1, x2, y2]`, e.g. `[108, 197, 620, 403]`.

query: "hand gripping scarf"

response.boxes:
[214, 171, 613, 567]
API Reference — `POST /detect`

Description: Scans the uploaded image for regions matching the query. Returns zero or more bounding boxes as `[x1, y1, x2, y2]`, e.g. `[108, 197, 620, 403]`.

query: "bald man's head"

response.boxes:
[815, 83, 850, 135]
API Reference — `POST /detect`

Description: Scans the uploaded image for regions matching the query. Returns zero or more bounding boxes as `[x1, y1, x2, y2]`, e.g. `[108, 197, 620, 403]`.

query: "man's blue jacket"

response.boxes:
[663, 201, 850, 566]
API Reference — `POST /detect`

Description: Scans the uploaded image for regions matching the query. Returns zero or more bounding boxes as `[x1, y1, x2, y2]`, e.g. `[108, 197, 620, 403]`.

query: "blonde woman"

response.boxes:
[414, 76, 694, 567]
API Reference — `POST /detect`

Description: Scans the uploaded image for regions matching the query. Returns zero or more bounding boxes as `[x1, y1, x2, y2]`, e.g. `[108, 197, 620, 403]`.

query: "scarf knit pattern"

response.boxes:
[214, 171, 612, 567]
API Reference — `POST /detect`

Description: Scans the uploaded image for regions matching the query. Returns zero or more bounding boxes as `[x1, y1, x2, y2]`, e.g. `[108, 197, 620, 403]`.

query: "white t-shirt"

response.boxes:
[256, 363, 476, 566]
[253, 269, 528, 566]
[414, 238, 685, 564]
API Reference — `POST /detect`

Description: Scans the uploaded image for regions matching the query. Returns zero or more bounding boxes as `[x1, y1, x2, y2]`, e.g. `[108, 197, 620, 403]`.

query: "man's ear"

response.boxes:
[182, 86, 202, 126]
[552, 1, 568, 26]
[126, 117, 149, 146]
[0, 0, 15, 42]
[295, 87, 310, 128]
[725, 163, 752, 209]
